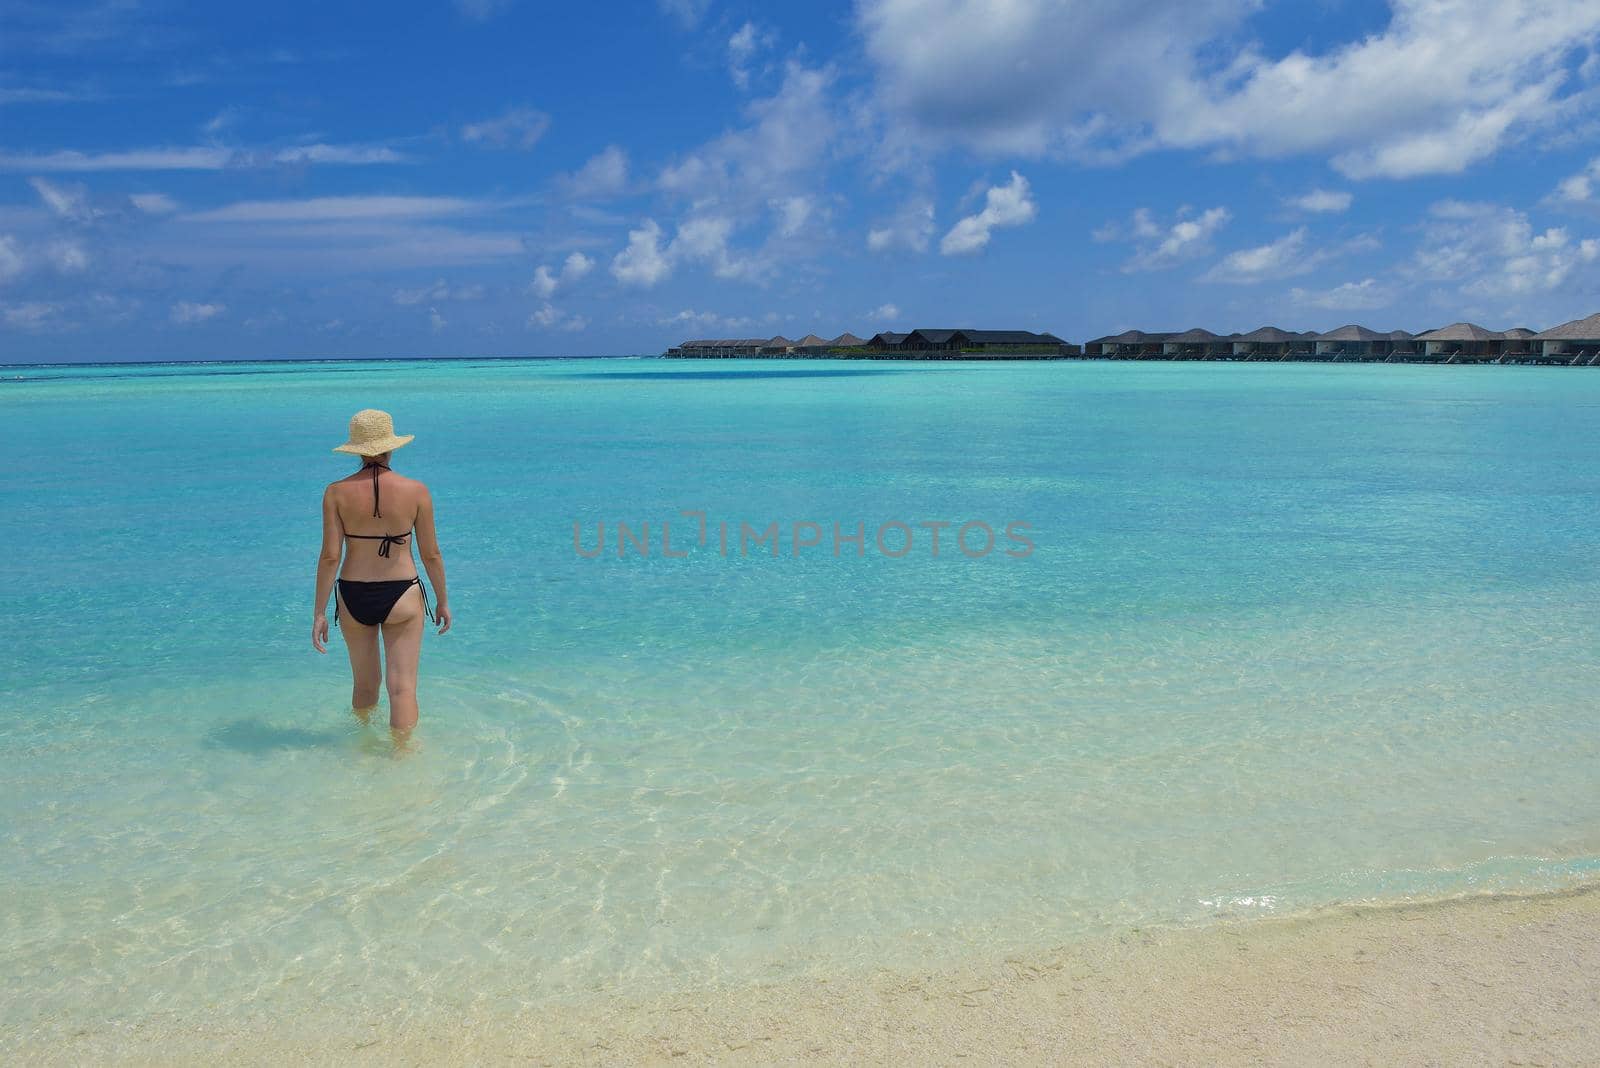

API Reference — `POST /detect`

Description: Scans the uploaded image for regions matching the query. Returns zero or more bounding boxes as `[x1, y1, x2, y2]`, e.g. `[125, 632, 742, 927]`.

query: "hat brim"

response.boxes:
[333, 433, 414, 455]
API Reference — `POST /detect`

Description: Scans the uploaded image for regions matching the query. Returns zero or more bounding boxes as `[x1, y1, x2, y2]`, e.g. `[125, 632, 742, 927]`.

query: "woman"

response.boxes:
[312, 409, 452, 732]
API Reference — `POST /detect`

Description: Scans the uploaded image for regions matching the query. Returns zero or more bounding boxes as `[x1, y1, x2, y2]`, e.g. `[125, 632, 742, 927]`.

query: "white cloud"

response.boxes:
[728, 21, 777, 89]
[611, 219, 672, 287]
[529, 265, 559, 299]
[661, 308, 756, 332]
[3, 301, 64, 330]
[529, 250, 596, 298]
[939, 171, 1036, 255]
[1550, 157, 1600, 205]
[658, 0, 710, 27]
[393, 280, 486, 305]
[562, 250, 595, 282]
[171, 301, 224, 324]
[1289, 189, 1353, 214]
[857, 0, 1600, 178]
[1410, 200, 1600, 298]
[871, 303, 900, 321]
[269, 144, 404, 166]
[868, 196, 934, 253]
[129, 192, 178, 215]
[0, 230, 92, 278]
[29, 177, 97, 220]
[658, 62, 836, 211]
[0, 143, 403, 172]
[529, 303, 588, 331]
[610, 214, 769, 288]
[429, 308, 448, 332]
[0, 87, 92, 105]
[1204, 227, 1381, 283]
[147, 222, 525, 273]
[671, 215, 762, 280]
[1202, 228, 1309, 283]
[461, 106, 551, 151]
[0, 236, 23, 283]
[1110, 206, 1231, 271]
[1289, 278, 1395, 310]
[558, 145, 629, 199]
[44, 239, 89, 273]
[769, 195, 813, 238]
[182, 196, 477, 223]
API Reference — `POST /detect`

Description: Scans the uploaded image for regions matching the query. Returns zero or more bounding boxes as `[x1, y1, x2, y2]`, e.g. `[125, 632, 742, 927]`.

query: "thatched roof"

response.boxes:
[1500, 327, 1536, 338]
[870, 332, 908, 345]
[1167, 327, 1220, 343]
[965, 329, 1063, 344]
[1532, 312, 1600, 340]
[1234, 326, 1298, 342]
[1415, 322, 1500, 341]
[1314, 324, 1387, 342]
[792, 334, 829, 347]
[1387, 330, 1414, 340]
[766, 335, 793, 347]
[831, 332, 866, 346]
[908, 329, 967, 345]
[1087, 329, 1163, 344]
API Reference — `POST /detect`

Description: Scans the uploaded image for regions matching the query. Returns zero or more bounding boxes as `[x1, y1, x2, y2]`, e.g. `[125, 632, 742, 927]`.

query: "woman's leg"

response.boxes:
[380, 585, 426, 733]
[335, 588, 383, 721]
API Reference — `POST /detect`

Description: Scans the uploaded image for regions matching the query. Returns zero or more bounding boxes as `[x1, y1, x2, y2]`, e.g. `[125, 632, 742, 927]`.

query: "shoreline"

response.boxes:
[15, 883, 1599, 1065]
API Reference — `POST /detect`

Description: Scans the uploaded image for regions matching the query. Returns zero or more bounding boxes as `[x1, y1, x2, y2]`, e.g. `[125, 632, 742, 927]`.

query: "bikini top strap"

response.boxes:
[361, 460, 389, 517]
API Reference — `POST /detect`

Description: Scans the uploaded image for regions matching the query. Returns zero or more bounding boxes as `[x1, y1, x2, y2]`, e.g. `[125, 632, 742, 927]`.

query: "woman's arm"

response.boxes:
[312, 485, 343, 652]
[414, 484, 451, 634]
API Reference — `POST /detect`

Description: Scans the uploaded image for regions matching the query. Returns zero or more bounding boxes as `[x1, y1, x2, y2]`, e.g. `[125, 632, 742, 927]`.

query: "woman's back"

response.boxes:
[331, 463, 427, 581]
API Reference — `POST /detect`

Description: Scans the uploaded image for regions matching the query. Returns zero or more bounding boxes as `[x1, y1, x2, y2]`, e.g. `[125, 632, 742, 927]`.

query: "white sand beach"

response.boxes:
[20, 885, 1599, 1066]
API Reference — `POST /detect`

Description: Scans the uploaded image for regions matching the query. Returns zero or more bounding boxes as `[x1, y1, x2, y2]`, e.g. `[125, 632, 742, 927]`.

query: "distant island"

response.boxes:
[665, 312, 1600, 364]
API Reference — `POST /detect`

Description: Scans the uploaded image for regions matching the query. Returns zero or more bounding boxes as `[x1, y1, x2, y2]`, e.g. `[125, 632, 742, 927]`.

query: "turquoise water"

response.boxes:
[3, 357, 1600, 1037]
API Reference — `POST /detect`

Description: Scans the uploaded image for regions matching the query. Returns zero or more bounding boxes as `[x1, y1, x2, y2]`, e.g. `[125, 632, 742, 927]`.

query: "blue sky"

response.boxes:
[3, 0, 1600, 360]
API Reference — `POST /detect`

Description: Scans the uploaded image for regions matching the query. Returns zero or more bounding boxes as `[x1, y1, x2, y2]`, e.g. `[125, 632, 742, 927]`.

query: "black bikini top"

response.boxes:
[348, 461, 411, 557]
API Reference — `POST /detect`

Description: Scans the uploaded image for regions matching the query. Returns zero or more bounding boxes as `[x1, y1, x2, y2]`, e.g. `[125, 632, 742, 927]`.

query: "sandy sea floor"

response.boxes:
[11, 885, 1599, 1066]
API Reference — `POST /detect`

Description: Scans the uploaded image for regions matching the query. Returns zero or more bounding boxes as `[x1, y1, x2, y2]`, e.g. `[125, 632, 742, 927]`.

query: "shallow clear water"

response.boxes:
[3, 357, 1599, 1034]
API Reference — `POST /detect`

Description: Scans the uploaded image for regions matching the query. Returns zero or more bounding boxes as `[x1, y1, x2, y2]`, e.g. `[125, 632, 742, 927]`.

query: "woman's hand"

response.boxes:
[312, 613, 330, 653]
[435, 605, 453, 636]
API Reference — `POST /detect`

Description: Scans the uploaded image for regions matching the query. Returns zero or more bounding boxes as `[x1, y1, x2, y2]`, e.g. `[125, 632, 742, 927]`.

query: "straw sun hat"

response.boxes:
[332, 409, 414, 456]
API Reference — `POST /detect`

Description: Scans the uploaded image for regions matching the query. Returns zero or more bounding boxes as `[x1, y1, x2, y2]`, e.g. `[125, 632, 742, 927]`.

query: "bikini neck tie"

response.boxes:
[361, 460, 389, 517]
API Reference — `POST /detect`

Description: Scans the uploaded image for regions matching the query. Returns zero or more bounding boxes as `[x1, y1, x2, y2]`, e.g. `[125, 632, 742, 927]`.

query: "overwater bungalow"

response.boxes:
[787, 334, 833, 356]
[1084, 330, 1169, 358]
[899, 329, 967, 352]
[865, 329, 1070, 357]
[960, 329, 1074, 355]
[1313, 324, 1393, 360]
[1532, 312, 1600, 365]
[1231, 326, 1297, 359]
[1385, 329, 1419, 359]
[668, 311, 1600, 364]
[1162, 328, 1222, 359]
[1497, 327, 1539, 361]
[671, 337, 774, 357]
[1415, 322, 1502, 361]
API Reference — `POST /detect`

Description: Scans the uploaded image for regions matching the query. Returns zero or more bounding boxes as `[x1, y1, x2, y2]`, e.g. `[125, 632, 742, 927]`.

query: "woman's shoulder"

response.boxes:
[390, 471, 429, 491]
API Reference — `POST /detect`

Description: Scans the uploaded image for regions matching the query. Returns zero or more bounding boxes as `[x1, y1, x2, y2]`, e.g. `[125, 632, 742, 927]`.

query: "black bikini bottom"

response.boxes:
[335, 577, 433, 627]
